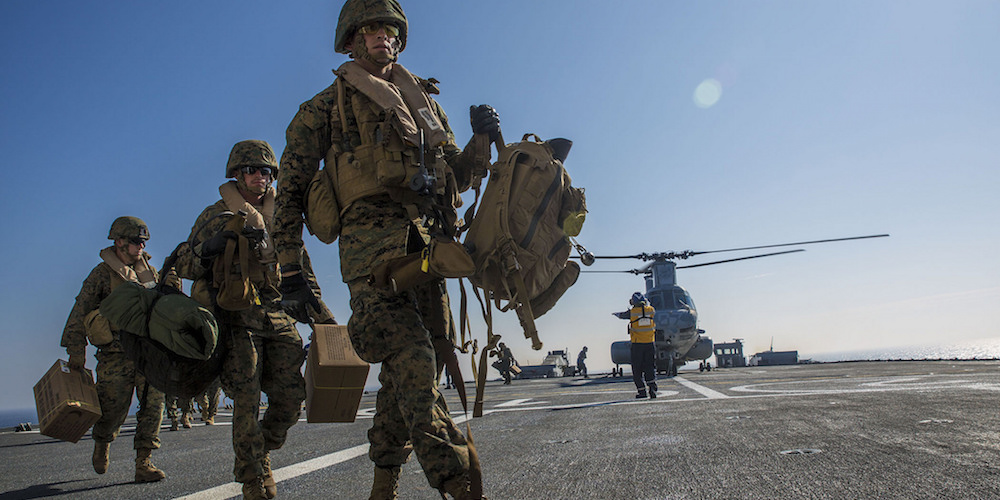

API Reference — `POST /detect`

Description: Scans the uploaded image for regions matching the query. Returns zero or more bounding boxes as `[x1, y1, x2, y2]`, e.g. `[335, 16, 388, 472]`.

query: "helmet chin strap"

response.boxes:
[115, 240, 139, 265]
[351, 32, 398, 66]
[237, 176, 268, 197]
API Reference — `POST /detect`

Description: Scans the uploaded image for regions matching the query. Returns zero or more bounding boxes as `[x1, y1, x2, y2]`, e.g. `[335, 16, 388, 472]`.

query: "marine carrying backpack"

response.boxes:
[460, 132, 589, 415]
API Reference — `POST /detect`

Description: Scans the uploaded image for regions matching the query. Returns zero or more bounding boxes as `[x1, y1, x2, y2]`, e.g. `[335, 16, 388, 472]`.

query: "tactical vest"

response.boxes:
[326, 62, 459, 218]
[90, 248, 158, 347]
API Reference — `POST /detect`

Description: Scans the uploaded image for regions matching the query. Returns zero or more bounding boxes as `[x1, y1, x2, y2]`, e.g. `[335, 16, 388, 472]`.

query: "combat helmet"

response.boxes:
[334, 0, 408, 55]
[108, 216, 150, 241]
[630, 292, 646, 306]
[226, 140, 278, 178]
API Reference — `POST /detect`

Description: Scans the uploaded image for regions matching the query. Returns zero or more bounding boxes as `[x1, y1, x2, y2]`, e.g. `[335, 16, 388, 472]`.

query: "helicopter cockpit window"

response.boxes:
[674, 290, 695, 309]
[646, 291, 666, 310]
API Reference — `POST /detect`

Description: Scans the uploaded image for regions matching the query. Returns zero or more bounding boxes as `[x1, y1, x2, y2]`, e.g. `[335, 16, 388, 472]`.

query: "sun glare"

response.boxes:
[694, 78, 722, 108]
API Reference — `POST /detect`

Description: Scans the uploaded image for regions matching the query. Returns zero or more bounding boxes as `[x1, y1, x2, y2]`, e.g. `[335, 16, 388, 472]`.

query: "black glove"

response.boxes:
[279, 272, 322, 324]
[241, 227, 267, 246]
[470, 104, 500, 141]
[200, 230, 237, 258]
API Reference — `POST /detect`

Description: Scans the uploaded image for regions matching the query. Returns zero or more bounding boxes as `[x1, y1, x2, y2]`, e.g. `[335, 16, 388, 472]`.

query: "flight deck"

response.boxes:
[2, 360, 998, 499]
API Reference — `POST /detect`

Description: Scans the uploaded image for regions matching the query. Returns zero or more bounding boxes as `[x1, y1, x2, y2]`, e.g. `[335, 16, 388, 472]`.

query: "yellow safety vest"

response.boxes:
[629, 304, 656, 344]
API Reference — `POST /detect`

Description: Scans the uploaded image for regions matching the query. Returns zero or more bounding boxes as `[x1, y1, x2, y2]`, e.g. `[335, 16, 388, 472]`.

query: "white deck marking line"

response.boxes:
[673, 376, 730, 399]
[173, 413, 475, 500]
[496, 398, 550, 407]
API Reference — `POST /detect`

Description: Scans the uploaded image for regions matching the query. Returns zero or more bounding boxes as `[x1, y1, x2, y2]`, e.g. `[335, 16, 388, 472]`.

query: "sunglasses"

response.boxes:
[240, 166, 274, 177]
[357, 22, 400, 38]
[128, 237, 148, 245]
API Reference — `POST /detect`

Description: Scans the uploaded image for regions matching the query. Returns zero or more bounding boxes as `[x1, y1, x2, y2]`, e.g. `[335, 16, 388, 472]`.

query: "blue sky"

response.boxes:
[2, 1, 998, 410]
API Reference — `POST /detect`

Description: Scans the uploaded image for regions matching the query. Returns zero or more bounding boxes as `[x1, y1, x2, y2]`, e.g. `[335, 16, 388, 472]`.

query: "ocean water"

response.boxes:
[806, 337, 1000, 363]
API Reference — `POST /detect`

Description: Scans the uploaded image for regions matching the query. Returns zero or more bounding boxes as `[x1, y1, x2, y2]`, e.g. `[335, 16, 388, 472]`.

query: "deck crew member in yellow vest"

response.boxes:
[60, 216, 173, 482]
[628, 292, 658, 399]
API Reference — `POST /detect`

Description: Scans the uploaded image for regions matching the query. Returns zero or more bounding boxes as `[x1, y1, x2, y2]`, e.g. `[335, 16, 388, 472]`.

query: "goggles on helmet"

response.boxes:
[357, 22, 400, 38]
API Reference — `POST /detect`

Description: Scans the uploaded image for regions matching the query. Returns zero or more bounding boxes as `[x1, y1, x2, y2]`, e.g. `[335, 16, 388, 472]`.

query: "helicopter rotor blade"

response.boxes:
[689, 234, 889, 257]
[676, 249, 805, 269]
[580, 269, 649, 275]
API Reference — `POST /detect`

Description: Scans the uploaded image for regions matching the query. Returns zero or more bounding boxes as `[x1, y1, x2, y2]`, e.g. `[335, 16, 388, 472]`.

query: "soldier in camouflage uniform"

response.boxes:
[166, 394, 196, 430]
[196, 377, 223, 425]
[60, 216, 171, 483]
[174, 140, 312, 500]
[273, 1, 499, 498]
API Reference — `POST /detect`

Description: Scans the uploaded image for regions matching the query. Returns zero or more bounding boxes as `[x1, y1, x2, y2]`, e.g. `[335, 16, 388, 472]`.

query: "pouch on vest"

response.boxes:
[370, 237, 475, 294]
[190, 278, 214, 308]
[83, 309, 113, 347]
[213, 212, 258, 311]
[304, 163, 342, 244]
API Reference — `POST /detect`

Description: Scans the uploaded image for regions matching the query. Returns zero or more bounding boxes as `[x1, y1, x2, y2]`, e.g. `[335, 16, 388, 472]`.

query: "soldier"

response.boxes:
[490, 342, 516, 385]
[166, 395, 195, 430]
[272, 1, 498, 498]
[196, 377, 223, 425]
[60, 216, 170, 483]
[175, 140, 311, 499]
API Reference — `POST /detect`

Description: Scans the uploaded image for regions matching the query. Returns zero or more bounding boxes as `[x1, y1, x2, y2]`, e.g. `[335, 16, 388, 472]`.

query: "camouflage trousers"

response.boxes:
[92, 350, 164, 449]
[220, 327, 305, 483]
[348, 277, 470, 490]
[197, 377, 223, 418]
[166, 395, 194, 419]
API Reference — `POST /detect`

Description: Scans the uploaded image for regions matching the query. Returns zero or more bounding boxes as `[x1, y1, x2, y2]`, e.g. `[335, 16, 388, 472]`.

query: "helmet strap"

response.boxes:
[350, 32, 398, 67]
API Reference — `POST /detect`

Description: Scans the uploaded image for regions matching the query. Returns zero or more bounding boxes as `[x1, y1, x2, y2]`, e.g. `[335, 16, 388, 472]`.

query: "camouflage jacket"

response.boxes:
[274, 65, 491, 283]
[61, 250, 174, 357]
[175, 199, 299, 340]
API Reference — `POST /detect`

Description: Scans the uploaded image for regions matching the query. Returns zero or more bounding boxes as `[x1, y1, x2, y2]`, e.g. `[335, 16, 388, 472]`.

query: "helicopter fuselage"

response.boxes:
[610, 261, 713, 373]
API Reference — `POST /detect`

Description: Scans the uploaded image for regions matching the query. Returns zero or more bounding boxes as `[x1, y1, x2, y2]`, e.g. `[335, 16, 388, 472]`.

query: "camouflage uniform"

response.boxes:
[176, 198, 306, 484]
[61, 252, 168, 450]
[273, 62, 490, 495]
[166, 394, 195, 428]
[196, 377, 223, 422]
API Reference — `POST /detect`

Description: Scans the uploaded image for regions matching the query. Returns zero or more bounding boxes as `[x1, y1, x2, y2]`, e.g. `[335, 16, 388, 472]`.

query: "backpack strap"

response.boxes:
[436, 343, 483, 498]
[472, 286, 500, 418]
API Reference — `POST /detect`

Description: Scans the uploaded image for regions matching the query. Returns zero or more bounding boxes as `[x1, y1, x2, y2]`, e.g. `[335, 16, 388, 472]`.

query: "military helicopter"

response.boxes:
[582, 234, 889, 377]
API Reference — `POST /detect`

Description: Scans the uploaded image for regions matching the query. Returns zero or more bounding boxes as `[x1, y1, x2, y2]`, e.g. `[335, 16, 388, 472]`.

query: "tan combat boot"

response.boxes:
[202, 411, 215, 425]
[181, 411, 193, 428]
[135, 448, 166, 482]
[242, 476, 268, 500]
[262, 453, 277, 499]
[170, 417, 179, 431]
[92, 441, 110, 474]
[369, 465, 400, 500]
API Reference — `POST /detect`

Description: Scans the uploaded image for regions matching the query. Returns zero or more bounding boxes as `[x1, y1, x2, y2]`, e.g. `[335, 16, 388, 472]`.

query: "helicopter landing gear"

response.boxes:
[699, 361, 712, 372]
[665, 357, 677, 377]
[612, 365, 624, 377]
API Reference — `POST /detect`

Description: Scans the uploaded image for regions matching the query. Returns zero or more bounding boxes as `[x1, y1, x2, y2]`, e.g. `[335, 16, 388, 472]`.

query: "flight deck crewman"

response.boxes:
[60, 216, 171, 483]
[272, 1, 498, 497]
[628, 292, 658, 399]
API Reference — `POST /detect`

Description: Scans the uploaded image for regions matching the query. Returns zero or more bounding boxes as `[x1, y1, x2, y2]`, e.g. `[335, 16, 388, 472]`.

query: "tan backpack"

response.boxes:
[460, 132, 588, 415]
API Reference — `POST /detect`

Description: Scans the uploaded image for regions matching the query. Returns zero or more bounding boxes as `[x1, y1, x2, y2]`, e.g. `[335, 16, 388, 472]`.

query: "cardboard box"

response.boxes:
[305, 325, 369, 423]
[33, 360, 102, 443]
